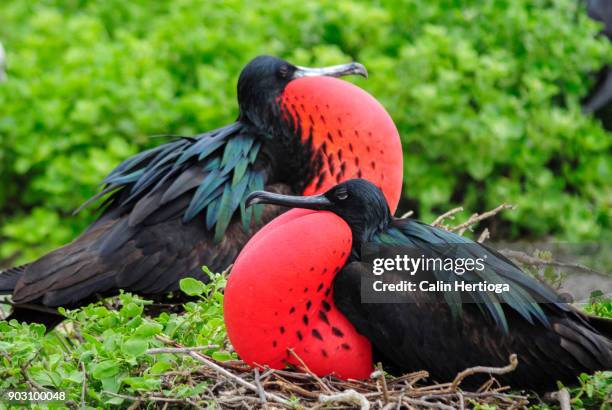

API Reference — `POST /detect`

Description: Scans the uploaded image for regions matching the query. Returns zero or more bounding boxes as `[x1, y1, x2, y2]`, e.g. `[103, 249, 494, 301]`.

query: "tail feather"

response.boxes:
[0, 264, 28, 293]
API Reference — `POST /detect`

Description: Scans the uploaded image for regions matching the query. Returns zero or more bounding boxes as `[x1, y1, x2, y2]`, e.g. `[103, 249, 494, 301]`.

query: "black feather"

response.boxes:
[0, 264, 28, 293]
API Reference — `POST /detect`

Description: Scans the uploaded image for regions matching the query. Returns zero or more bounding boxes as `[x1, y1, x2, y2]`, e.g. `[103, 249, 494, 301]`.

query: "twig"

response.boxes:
[155, 335, 291, 406]
[103, 391, 205, 409]
[551, 388, 571, 410]
[146, 346, 218, 355]
[21, 357, 49, 392]
[477, 228, 490, 243]
[499, 249, 604, 275]
[377, 363, 390, 404]
[400, 210, 414, 219]
[451, 354, 518, 391]
[288, 348, 332, 393]
[450, 204, 515, 235]
[396, 388, 405, 410]
[432, 207, 463, 227]
[403, 396, 456, 410]
[266, 378, 320, 398]
[319, 389, 370, 410]
[253, 368, 266, 404]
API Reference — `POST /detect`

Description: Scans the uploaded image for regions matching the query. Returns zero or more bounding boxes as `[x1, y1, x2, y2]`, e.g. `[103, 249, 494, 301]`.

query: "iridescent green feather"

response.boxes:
[81, 122, 264, 242]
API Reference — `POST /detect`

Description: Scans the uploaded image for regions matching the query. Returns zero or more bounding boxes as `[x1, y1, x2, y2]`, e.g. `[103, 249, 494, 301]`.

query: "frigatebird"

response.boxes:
[225, 179, 612, 391]
[0, 57, 404, 327]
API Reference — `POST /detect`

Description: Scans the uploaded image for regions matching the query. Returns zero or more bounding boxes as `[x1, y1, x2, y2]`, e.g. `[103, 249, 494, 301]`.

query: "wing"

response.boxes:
[376, 219, 571, 331]
[79, 122, 265, 241]
[225, 209, 372, 380]
[11, 183, 292, 309]
[334, 262, 612, 391]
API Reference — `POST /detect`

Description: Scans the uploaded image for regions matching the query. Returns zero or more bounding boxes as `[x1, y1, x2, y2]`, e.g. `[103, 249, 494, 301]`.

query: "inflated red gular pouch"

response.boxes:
[280, 76, 403, 213]
[224, 209, 372, 379]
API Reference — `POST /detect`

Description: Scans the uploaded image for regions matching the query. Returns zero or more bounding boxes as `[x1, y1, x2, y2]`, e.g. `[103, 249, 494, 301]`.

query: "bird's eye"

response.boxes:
[278, 65, 289, 78]
[336, 190, 349, 200]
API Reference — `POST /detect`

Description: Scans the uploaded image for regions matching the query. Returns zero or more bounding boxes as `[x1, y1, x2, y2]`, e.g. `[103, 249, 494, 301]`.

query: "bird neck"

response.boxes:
[240, 103, 320, 195]
[348, 216, 392, 261]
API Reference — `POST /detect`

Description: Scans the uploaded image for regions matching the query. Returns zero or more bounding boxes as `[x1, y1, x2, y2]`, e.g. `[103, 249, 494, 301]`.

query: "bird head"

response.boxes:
[237, 55, 367, 128]
[237, 56, 402, 213]
[247, 178, 391, 249]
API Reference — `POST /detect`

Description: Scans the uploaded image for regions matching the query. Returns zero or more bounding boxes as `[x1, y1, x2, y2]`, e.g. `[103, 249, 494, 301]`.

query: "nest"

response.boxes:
[104, 335, 536, 409]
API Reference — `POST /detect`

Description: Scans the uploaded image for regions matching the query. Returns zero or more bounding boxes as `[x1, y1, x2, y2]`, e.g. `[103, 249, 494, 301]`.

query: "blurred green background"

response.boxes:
[0, 0, 610, 266]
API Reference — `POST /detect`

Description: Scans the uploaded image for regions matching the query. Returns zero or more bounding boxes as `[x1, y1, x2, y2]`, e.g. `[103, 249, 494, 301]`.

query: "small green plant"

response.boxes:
[584, 290, 612, 318]
[0, 269, 230, 408]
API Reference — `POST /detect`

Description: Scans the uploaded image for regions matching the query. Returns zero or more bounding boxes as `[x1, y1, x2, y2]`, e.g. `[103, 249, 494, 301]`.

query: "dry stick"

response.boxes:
[396, 388, 406, 410]
[431, 391, 527, 401]
[451, 354, 518, 391]
[431, 206, 463, 227]
[551, 388, 571, 410]
[266, 377, 320, 399]
[103, 391, 205, 409]
[499, 249, 604, 275]
[266, 368, 312, 381]
[450, 204, 515, 235]
[259, 368, 275, 379]
[457, 392, 465, 410]
[402, 396, 455, 410]
[477, 228, 490, 243]
[377, 363, 390, 405]
[319, 389, 370, 410]
[387, 370, 429, 387]
[411, 382, 452, 394]
[253, 368, 266, 404]
[287, 348, 332, 393]
[476, 376, 496, 393]
[152, 336, 291, 406]
[400, 210, 414, 219]
[21, 358, 49, 392]
[146, 346, 218, 354]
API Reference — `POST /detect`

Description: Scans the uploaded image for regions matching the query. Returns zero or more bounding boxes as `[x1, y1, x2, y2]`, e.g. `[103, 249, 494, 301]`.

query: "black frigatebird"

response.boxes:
[0, 57, 404, 327]
[225, 179, 612, 391]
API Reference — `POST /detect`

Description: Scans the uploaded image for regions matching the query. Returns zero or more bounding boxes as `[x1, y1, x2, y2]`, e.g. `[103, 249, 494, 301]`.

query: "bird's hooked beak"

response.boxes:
[293, 62, 368, 79]
[246, 191, 333, 210]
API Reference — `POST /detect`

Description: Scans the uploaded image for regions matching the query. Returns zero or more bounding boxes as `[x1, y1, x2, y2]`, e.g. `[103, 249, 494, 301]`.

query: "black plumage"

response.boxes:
[0, 56, 367, 327]
[245, 179, 612, 391]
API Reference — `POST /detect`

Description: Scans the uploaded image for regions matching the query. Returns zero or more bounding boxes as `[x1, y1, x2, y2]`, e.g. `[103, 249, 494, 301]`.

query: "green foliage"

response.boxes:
[566, 371, 611, 410]
[0, 0, 610, 263]
[0, 273, 229, 408]
[584, 291, 612, 318]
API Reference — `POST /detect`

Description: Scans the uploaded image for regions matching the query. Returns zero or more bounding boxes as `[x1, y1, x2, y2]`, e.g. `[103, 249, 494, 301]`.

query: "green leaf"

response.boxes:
[92, 360, 122, 380]
[180, 278, 207, 296]
[121, 337, 148, 357]
[134, 322, 163, 337]
[211, 351, 232, 361]
[148, 361, 174, 375]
